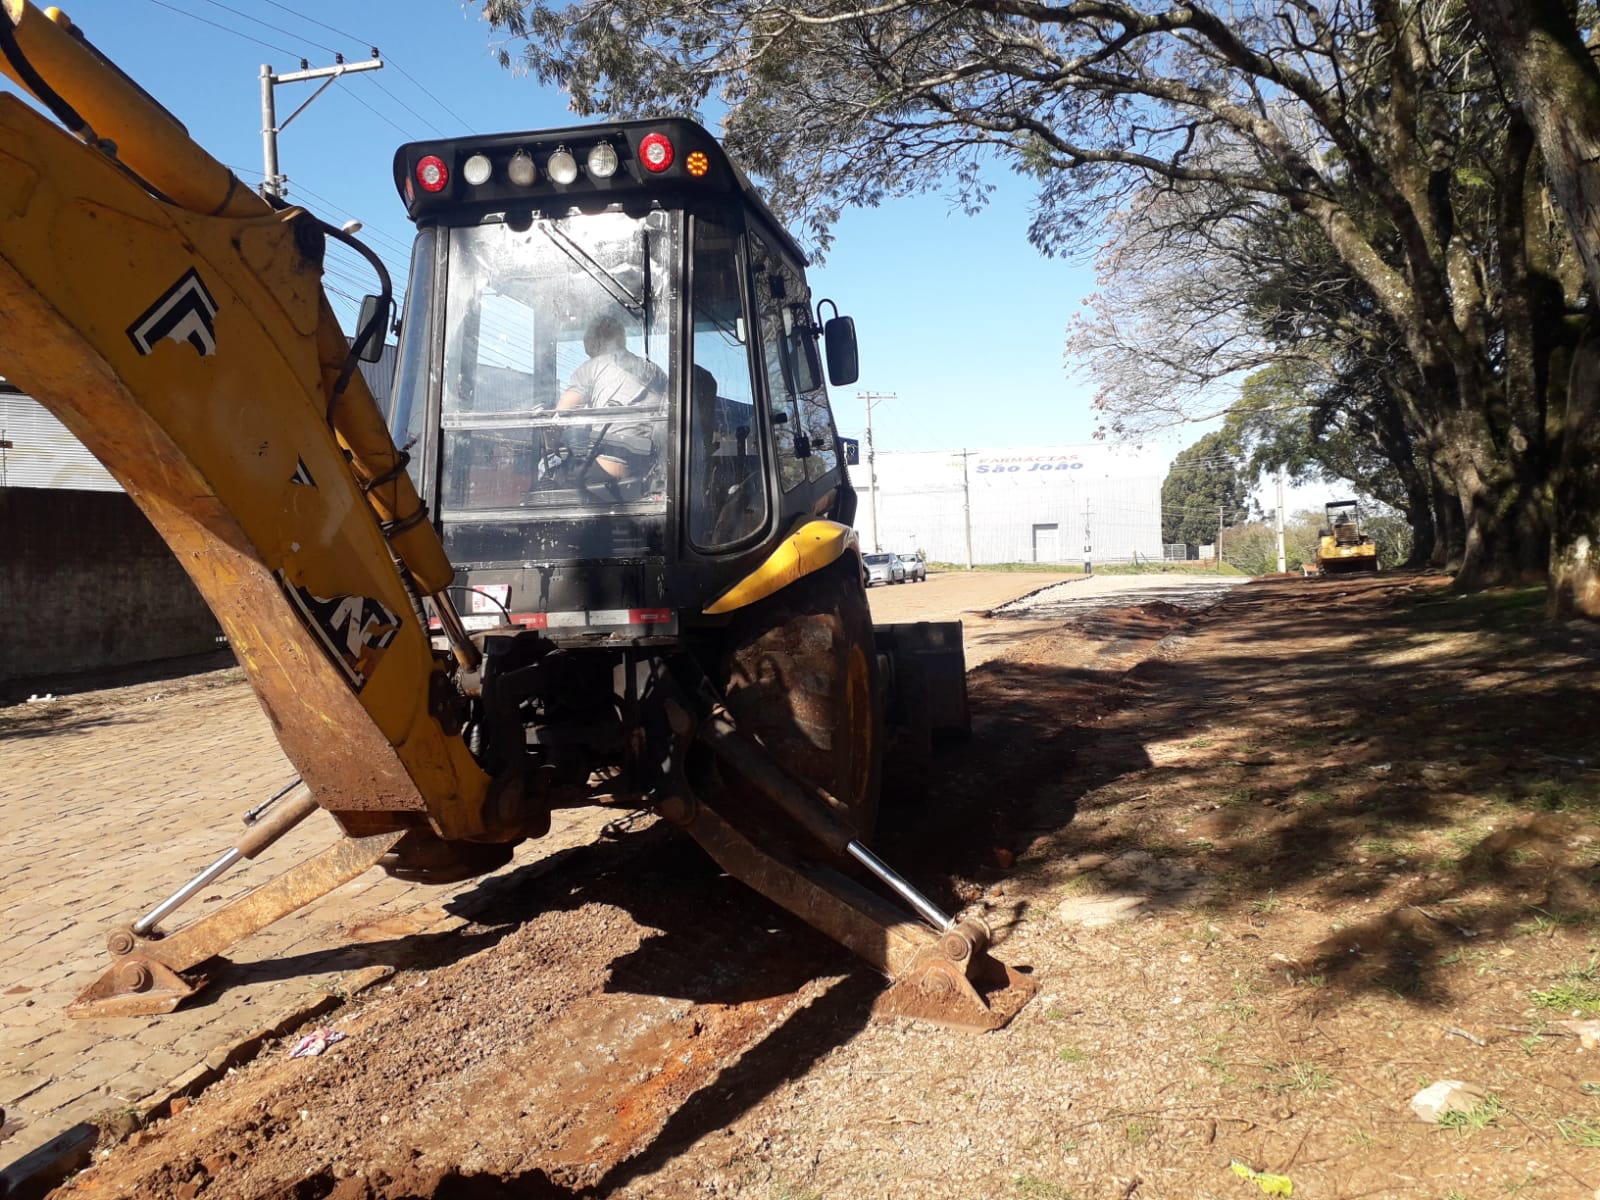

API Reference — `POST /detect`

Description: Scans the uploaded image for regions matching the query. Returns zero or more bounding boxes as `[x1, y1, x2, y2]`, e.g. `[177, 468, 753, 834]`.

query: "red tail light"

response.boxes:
[639, 132, 674, 173]
[416, 155, 449, 193]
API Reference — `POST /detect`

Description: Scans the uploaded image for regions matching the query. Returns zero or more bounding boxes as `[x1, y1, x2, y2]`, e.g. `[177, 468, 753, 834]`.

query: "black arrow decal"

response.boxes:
[127, 268, 219, 357]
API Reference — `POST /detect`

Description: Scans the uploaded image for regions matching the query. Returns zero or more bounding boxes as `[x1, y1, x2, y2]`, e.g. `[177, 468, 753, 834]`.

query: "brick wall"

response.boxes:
[0, 487, 221, 685]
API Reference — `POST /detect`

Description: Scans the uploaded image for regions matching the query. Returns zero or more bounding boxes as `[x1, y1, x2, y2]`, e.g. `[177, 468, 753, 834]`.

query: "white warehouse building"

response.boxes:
[853, 443, 1165, 566]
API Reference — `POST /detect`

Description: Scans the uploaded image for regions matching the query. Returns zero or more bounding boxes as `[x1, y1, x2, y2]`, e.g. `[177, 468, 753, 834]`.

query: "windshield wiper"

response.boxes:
[537, 224, 644, 317]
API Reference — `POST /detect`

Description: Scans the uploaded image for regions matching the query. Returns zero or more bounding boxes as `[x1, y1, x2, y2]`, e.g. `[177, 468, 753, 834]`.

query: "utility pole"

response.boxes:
[261, 52, 384, 200]
[1275, 470, 1287, 573]
[1083, 499, 1093, 575]
[1218, 504, 1225, 568]
[858, 391, 895, 552]
[959, 449, 974, 570]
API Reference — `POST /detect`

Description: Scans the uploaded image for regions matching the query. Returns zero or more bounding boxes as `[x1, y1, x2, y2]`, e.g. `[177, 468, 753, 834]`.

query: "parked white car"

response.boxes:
[897, 553, 926, 582]
[863, 552, 906, 586]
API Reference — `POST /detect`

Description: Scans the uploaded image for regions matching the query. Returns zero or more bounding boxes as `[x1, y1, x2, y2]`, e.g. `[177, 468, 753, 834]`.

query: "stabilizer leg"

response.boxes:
[69, 829, 403, 1018]
[662, 702, 1034, 1032]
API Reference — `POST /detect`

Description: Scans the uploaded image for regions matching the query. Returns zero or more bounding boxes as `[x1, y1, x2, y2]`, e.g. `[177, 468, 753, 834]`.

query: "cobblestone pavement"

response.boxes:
[0, 670, 610, 1175]
[0, 569, 1077, 1178]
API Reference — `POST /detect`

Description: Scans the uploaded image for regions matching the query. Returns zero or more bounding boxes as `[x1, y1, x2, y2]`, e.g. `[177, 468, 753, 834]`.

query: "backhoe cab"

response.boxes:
[0, 0, 1028, 1032]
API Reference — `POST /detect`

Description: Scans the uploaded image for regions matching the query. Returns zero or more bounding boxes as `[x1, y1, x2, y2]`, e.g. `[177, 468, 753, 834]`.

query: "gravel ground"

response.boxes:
[55, 573, 1600, 1200]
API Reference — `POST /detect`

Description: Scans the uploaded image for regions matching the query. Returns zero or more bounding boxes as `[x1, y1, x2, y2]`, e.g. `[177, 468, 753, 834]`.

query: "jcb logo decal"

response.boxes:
[127, 268, 219, 357]
[279, 574, 401, 692]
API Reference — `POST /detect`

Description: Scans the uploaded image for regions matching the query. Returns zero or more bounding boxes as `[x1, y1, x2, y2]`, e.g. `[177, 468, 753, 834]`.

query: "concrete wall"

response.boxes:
[0, 487, 221, 685]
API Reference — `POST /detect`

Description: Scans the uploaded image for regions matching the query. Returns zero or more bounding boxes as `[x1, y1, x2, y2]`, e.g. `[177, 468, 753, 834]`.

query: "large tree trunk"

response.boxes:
[1467, 0, 1600, 615]
[1429, 474, 1464, 572]
[1447, 428, 1551, 590]
[1399, 470, 1436, 568]
[1551, 330, 1600, 617]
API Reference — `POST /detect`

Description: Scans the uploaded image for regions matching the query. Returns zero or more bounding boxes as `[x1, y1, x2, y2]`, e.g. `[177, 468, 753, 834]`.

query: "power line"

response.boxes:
[254, 0, 364, 45]
[142, 0, 301, 57]
[369, 76, 449, 139]
[195, 0, 337, 56]
[255, 0, 473, 128]
[334, 85, 417, 141]
[386, 59, 471, 130]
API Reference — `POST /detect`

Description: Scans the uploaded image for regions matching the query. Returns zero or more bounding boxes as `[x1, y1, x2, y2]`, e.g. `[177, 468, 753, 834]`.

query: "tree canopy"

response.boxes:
[474, 0, 1600, 607]
[1160, 431, 1253, 547]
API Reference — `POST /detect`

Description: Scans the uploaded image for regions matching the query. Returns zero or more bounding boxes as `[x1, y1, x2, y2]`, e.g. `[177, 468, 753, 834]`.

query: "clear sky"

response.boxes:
[39, 0, 1113, 460]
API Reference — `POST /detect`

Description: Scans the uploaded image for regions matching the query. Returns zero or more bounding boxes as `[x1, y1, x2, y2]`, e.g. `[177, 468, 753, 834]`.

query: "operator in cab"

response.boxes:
[556, 314, 666, 481]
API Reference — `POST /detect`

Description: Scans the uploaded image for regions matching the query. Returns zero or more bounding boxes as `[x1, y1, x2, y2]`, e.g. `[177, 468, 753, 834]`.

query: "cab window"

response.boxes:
[687, 213, 767, 549]
[751, 236, 807, 494]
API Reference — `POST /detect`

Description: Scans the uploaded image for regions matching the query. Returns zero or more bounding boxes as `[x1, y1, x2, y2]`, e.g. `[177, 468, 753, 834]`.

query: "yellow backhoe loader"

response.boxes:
[1315, 500, 1379, 574]
[0, 1, 1030, 1032]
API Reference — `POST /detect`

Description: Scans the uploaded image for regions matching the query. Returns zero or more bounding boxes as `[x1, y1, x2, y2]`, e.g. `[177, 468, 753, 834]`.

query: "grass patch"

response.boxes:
[1097, 560, 1248, 576]
[1532, 957, 1600, 1014]
[1556, 1117, 1600, 1148]
[1396, 586, 1546, 633]
[1363, 837, 1420, 859]
[1199, 1046, 1237, 1083]
[1056, 1046, 1091, 1064]
[1436, 1094, 1505, 1132]
[1261, 1059, 1335, 1093]
[1514, 909, 1593, 938]
[1521, 777, 1596, 812]
[765, 1181, 822, 1200]
[1296, 789, 1340, 806]
[927, 561, 1086, 575]
[1124, 1119, 1154, 1146]
[1250, 892, 1283, 915]
[1056, 873, 1101, 897]
[1014, 1176, 1072, 1198]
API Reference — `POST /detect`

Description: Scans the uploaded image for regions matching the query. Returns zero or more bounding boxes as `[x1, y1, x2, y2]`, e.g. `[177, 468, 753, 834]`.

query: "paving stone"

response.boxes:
[0, 668, 613, 1167]
[12, 1074, 105, 1117]
[0, 1070, 51, 1105]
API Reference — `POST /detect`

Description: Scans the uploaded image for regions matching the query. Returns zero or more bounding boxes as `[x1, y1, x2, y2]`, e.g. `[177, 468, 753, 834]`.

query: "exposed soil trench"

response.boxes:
[56, 576, 1600, 1199]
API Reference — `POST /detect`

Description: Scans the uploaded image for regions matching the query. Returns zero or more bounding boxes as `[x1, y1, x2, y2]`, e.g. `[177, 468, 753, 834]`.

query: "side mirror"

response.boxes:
[356, 294, 394, 364]
[824, 315, 859, 386]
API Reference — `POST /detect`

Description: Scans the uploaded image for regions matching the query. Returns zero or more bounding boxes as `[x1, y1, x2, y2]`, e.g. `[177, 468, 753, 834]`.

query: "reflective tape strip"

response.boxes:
[512, 609, 674, 629]
[439, 610, 677, 633]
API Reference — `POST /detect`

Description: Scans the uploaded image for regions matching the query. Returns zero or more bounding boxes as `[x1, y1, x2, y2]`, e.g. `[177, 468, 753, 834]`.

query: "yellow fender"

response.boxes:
[704, 519, 859, 614]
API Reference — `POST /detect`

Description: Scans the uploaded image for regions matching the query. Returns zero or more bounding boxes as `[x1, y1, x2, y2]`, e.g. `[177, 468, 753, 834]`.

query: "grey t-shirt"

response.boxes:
[565, 350, 666, 458]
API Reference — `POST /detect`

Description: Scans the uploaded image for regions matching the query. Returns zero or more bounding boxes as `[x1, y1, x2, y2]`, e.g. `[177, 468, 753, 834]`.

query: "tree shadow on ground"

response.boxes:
[0, 649, 238, 708]
[950, 573, 1600, 1012]
[119, 572, 1595, 1194]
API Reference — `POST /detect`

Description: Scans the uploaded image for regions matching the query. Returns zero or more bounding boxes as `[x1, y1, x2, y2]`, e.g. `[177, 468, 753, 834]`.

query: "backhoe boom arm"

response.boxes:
[0, 0, 493, 836]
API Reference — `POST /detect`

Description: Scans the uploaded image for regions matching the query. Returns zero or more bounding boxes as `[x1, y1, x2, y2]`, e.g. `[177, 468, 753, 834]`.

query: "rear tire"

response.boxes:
[715, 556, 883, 845]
